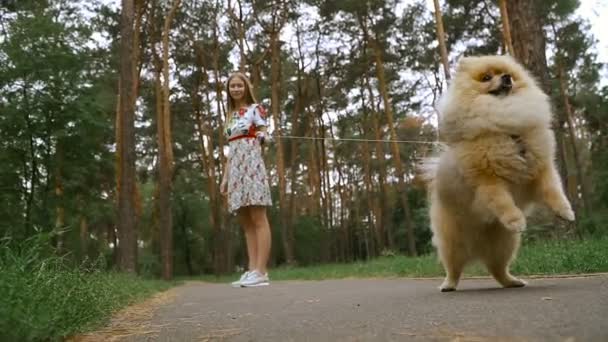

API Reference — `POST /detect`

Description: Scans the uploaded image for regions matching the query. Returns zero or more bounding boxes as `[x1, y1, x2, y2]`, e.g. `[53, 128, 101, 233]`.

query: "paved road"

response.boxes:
[79, 275, 608, 341]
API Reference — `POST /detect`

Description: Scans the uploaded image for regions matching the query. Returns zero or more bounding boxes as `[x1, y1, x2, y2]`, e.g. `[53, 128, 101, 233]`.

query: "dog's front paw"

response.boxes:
[557, 205, 575, 222]
[500, 211, 526, 232]
[502, 277, 527, 288]
[439, 279, 457, 292]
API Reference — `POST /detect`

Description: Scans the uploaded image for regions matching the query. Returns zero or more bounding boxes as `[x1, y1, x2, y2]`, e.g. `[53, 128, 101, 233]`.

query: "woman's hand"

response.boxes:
[256, 131, 266, 144]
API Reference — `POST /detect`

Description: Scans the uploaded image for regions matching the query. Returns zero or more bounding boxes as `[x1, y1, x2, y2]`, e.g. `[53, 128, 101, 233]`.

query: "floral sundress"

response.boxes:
[225, 104, 272, 213]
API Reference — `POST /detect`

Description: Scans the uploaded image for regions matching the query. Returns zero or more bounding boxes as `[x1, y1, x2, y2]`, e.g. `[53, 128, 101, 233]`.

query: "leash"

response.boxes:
[270, 134, 440, 145]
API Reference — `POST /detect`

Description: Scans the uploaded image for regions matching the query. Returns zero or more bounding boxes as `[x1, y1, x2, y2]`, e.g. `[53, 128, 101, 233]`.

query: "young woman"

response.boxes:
[220, 72, 272, 287]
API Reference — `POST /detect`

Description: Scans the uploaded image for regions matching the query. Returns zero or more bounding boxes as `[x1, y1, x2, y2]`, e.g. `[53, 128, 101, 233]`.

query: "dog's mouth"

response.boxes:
[489, 74, 513, 96]
[489, 84, 512, 96]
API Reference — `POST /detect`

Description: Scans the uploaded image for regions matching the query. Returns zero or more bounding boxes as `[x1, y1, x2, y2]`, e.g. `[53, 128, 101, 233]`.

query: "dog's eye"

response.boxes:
[481, 74, 492, 82]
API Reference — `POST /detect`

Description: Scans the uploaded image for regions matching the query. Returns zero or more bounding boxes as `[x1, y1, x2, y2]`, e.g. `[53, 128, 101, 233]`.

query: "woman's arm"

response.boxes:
[252, 104, 269, 144]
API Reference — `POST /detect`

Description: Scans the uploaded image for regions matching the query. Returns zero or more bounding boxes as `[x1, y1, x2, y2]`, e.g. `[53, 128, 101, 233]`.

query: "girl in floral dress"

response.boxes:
[220, 72, 272, 287]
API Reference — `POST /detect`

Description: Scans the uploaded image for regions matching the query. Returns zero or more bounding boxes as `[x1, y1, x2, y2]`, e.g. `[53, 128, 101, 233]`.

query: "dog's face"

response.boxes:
[452, 55, 531, 98]
[438, 54, 552, 142]
[476, 68, 515, 96]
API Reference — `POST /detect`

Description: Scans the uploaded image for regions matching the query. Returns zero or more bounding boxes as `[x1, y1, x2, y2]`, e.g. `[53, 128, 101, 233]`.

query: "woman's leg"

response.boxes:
[249, 206, 271, 274]
[237, 207, 257, 271]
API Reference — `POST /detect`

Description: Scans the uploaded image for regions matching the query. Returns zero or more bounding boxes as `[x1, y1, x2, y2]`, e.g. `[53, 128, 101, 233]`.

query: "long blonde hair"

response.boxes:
[226, 72, 258, 113]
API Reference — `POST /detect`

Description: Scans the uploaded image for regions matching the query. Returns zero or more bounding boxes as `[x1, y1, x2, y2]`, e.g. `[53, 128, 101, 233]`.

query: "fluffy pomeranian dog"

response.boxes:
[420, 55, 575, 292]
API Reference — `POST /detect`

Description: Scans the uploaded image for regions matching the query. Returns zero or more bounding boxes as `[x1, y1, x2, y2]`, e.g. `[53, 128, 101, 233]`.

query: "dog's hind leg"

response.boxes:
[537, 165, 575, 222]
[437, 244, 467, 292]
[430, 204, 467, 292]
[481, 227, 526, 288]
[439, 258, 466, 292]
[434, 226, 467, 292]
[475, 180, 526, 232]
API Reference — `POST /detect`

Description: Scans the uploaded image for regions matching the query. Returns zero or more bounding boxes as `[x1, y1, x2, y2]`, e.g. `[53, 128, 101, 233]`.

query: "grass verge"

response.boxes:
[0, 236, 174, 342]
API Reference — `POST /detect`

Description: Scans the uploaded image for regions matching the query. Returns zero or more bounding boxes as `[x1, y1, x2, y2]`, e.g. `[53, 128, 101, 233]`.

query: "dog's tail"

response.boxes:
[415, 144, 449, 194]
[414, 143, 447, 190]
[416, 156, 440, 186]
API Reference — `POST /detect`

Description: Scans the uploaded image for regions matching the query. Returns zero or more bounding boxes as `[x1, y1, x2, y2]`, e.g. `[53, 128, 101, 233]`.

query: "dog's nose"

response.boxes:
[501, 74, 512, 86]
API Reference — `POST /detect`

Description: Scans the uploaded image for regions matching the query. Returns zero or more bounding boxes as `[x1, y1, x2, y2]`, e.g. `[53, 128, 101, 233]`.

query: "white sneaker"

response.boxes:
[231, 271, 251, 288]
[240, 270, 269, 287]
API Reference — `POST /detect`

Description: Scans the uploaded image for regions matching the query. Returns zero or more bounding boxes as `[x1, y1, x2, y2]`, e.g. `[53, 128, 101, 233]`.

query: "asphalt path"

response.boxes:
[74, 275, 608, 342]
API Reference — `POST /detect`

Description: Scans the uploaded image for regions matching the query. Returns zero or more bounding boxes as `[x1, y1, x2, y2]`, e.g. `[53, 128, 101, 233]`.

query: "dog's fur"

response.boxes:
[420, 55, 575, 292]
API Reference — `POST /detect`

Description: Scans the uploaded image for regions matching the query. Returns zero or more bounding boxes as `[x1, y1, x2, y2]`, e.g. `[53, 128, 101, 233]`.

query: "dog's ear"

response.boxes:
[456, 56, 476, 72]
[500, 54, 518, 66]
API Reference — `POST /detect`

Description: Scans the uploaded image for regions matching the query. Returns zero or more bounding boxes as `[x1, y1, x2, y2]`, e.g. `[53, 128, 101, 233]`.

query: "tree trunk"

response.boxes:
[80, 215, 89, 259]
[54, 189, 65, 253]
[155, 0, 180, 281]
[228, 0, 246, 72]
[498, 0, 515, 56]
[359, 83, 383, 255]
[556, 63, 590, 216]
[358, 134, 379, 258]
[178, 205, 194, 275]
[116, 0, 145, 221]
[507, 1, 551, 91]
[308, 31, 330, 229]
[325, 114, 350, 259]
[316, 113, 333, 234]
[507, 0, 570, 201]
[314, 86, 334, 253]
[153, 62, 168, 276]
[190, 34, 223, 272]
[432, 0, 451, 83]
[371, 38, 417, 256]
[363, 72, 391, 252]
[269, 31, 294, 265]
[287, 20, 307, 248]
[114, 0, 145, 261]
[212, 13, 229, 274]
[117, 0, 138, 274]
[54, 144, 65, 253]
[305, 111, 322, 216]
[287, 81, 303, 232]
[22, 83, 36, 238]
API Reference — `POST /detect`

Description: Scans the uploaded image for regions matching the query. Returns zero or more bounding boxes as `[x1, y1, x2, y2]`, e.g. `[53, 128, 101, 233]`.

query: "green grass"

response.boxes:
[198, 237, 608, 283]
[512, 237, 608, 275]
[0, 236, 175, 342]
